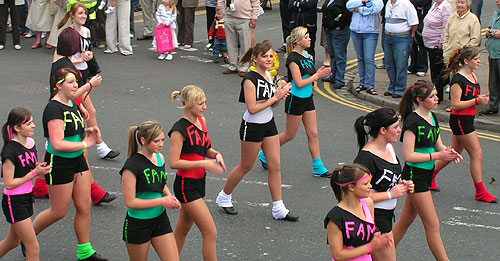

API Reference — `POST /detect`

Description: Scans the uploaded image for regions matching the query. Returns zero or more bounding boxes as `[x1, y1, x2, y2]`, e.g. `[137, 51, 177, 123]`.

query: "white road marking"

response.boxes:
[205, 199, 270, 207]
[443, 217, 500, 231]
[180, 55, 213, 63]
[91, 166, 292, 188]
[452, 206, 500, 216]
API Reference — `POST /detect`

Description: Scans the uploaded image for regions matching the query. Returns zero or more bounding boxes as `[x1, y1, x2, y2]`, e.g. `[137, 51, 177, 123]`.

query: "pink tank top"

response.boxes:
[333, 198, 373, 261]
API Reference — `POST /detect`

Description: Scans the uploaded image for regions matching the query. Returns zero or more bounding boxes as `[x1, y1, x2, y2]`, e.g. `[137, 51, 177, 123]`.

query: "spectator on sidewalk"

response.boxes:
[137, 0, 159, 40]
[0, 0, 23, 50]
[382, 0, 418, 98]
[25, 0, 57, 49]
[320, 0, 352, 89]
[408, 0, 431, 77]
[289, 0, 318, 59]
[205, 0, 217, 48]
[176, 0, 198, 48]
[346, 0, 383, 95]
[105, 0, 133, 55]
[278, 0, 291, 52]
[443, 0, 480, 64]
[218, 0, 260, 77]
[482, 0, 500, 116]
[470, 0, 482, 22]
[422, 0, 453, 103]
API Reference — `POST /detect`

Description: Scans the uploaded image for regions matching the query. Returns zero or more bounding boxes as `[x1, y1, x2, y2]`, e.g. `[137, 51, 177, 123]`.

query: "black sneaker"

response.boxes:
[95, 192, 117, 205]
[260, 159, 268, 170]
[102, 150, 120, 159]
[274, 213, 299, 222]
[313, 171, 332, 178]
[277, 45, 286, 53]
[479, 110, 498, 116]
[79, 252, 108, 261]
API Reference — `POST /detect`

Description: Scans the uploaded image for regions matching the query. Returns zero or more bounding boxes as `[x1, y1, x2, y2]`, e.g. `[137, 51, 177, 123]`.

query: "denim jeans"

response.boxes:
[383, 33, 412, 95]
[325, 27, 350, 86]
[351, 32, 378, 89]
[408, 32, 428, 73]
[212, 38, 227, 57]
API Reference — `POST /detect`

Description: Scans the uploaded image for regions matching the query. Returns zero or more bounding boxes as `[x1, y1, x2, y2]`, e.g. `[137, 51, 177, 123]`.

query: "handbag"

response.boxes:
[155, 25, 174, 54]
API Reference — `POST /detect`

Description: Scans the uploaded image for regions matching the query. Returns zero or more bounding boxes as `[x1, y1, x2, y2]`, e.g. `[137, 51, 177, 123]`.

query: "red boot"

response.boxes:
[430, 169, 440, 191]
[32, 178, 49, 198]
[91, 182, 117, 205]
[474, 181, 497, 203]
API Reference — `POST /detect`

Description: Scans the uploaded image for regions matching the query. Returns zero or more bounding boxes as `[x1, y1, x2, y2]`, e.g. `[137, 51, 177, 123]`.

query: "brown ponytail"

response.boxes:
[127, 121, 164, 158]
[442, 46, 479, 80]
[58, 2, 88, 29]
[330, 164, 370, 202]
[398, 80, 434, 122]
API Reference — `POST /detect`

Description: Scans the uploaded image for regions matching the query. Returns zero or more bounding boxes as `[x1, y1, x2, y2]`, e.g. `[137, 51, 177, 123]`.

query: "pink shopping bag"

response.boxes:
[155, 24, 174, 53]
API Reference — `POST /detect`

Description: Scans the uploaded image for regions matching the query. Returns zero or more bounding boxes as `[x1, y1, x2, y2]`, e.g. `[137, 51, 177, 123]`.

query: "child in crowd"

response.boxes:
[0, 108, 51, 260]
[208, 8, 228, 63]
[120, 121, 181, 261]
[248, 40, 279, 77]
[325, 164, 393, 261]
[98, 0, 116, 14]
[155, 0, 178, 60]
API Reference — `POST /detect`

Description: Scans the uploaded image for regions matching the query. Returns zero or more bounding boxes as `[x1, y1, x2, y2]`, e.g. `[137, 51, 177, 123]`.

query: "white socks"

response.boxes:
[96, 142, 111, 158]
[272, 200, 289, 219]
[216, 190, 233, 207]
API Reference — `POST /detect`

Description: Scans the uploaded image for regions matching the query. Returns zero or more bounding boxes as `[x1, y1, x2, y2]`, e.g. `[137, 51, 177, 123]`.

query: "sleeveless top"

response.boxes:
[286, 50, 316, 98]
[324, 198, 376, 261]
[449, 73, 480, 116]
[168, 117, 212, 179]
[239, 70, 276, 124]
[73, 29, 92, 71]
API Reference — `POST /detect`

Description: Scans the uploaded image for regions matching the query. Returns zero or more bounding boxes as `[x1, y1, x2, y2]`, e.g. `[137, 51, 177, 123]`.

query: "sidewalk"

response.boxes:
[340, 47, 500, 133]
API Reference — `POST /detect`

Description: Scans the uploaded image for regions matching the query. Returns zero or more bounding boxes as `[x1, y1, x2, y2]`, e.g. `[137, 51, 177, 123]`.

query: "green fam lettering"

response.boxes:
[143, 168, 167, 184]
[63, 110, 85, 131]
[417, 126, 440, 143]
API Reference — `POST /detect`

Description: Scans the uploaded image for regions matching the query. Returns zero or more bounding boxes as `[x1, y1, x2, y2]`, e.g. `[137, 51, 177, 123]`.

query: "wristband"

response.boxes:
[367, 243, 372, 254]
[429, 153, 432, 161]
[82, 141, 87, 151]
[88, 81, 93, 88]
[475, 98, 478, 105]
[387, 191, 392, 200]
[30, 169, 36, 178]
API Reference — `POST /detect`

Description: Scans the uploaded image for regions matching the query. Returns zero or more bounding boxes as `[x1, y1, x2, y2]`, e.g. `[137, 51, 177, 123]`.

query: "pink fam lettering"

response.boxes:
[18, 151, 38, 168]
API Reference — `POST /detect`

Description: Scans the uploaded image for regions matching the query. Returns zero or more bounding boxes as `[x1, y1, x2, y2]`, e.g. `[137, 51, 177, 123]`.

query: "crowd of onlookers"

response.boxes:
[1, 0, 500, 115]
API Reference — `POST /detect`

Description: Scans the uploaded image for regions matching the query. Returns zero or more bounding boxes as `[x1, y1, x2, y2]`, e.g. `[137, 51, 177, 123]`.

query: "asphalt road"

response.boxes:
[0, 1, 499, 260]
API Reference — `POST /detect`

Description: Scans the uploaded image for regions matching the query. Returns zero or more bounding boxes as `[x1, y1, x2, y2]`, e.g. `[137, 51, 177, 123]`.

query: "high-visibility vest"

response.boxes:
[67, 0, 98, 20]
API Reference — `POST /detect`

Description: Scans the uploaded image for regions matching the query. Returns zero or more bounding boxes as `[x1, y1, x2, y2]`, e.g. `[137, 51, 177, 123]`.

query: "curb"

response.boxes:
[344, 79, 500, 133]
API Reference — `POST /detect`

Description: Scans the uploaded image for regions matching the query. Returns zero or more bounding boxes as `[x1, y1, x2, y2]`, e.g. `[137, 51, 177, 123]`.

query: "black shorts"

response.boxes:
[402, 164, 434, 193]
[44, 152, 89, 185]
[284, 94, 315, 116]
[2, 193, 34, 224]
[449, 114, 475, 135]
[239, 118, 278, 142]
[374, 208, 395, 234]
[122, 211, 173, 244]
[173, 175, 206, 203]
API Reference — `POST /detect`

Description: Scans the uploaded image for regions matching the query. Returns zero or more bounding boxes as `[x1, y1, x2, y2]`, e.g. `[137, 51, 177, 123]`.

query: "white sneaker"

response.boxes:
[165, 54, 173, 60]
[103, 49, 116, 54]
[0, 45, 4, 50]
[416, 72, 427, 77]
[105, 6, 115, 14]
[98, 1, 106, 10]
[24, 32, 33, 38]
[41, 32, 46, 39]
[14, 44, 21, 50]
[158, 53, 166, 60]
[184, 44, 191, 49]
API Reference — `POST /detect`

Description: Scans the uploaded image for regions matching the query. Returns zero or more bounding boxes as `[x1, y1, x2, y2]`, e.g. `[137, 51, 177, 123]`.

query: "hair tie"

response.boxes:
[338, 174, 371, 187]
[7, 125, 12, 141]
[135, 126, 140, 144]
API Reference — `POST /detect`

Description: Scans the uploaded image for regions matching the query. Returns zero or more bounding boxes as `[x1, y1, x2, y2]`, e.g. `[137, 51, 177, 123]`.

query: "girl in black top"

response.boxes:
[353, 108, 414, 261]
[0, 108, 51, 260]
[121, 121, 180, 261]
[169, 85, 226, 261]
[258, 26, 332, 178]
[434, 46, 496, 203]
[32, 68, 107, 261]
[325, 164, 393, 261]
[393, 80, 462, 261]
[216, 42, 298, 222]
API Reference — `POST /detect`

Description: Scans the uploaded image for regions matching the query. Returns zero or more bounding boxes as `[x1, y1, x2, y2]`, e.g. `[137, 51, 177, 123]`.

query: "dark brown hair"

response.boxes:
[239, 42, 272, 65]
[398, 80, 434, 122]
[443, 46, 479, 79]
[354, 108, 398, 150]
[1, 108, 32, 154]
[50, 68, 79, 100]
[330, 164, 370, 202]
[56, 27, 81, 57]
[58, 2, 87, 29]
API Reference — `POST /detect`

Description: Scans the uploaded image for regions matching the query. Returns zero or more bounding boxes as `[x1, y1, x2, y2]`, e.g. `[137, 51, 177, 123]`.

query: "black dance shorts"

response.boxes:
[44, 152, 89, 185]
[173, 175, 206, 203]
[2, 193, 34, 224]
[449, 114, 475, 135]
[374, 208, 395, 234]
[402, 164, 434, 193]
[239, 118, 278, 142]
[122, 211, 172, 244]
[284, 94, 315, 115]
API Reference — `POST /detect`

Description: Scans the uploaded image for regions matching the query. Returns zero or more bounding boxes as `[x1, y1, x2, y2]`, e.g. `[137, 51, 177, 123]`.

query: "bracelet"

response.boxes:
[82, 141, 87, 151]
[429, 153, 432, 161]
[88, 82, 93, 88]
[30, 169, 36, 178]
[387, 191, 392, 200]
[367, 243, 372, 254]
[215, 152, 221, 158]
[475, 98, 478, 105]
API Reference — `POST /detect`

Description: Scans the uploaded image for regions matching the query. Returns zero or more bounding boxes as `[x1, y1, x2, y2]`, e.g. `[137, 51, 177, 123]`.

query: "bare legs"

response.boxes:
[126, 233, 179, 261]
[0, 219, 39, 260]
[174, 199, 217, 261]
[392, 192, 448, 261]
